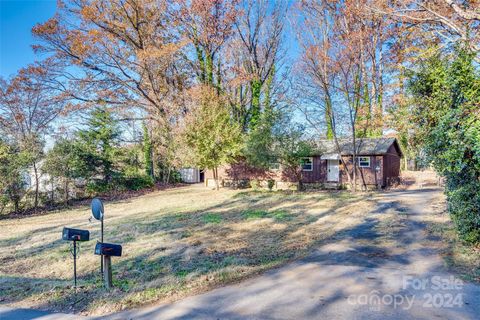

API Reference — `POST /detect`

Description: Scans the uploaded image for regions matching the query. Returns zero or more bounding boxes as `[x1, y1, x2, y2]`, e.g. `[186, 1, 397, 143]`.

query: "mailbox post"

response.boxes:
[103, 255, 112, 289]
[101, 215, 104, 275]
[91, 198, 105, 278]
[62, 227, 90, 288]
[91, 199, 123, 289]
[94, 242, 122, 289]
[73, 240, 77, 287]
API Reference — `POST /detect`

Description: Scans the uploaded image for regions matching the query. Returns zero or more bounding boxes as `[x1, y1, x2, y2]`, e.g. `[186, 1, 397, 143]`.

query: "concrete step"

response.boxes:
[324, 182, 339, 189]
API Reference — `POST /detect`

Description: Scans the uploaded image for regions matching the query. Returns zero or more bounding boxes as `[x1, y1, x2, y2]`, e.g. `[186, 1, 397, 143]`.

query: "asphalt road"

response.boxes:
[2, 187, 480, 320]
[0, 307, 83, 320]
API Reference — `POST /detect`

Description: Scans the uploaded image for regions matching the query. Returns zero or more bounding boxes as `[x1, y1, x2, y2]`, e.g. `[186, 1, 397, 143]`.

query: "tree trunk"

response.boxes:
[151, 155, 155, 180]
[51, 179, 55, 203]
[325, 97, 334, 139]
[166, 168, 171, 184]
[64, 178, 69, 205]
[333, 137, 354, 190]
[352, 155, 357, 193]
[33, 161, 40, 212]
[213, 167, 219, 190]
[297, 171, 303, 191]
[14, 199, 19, 213]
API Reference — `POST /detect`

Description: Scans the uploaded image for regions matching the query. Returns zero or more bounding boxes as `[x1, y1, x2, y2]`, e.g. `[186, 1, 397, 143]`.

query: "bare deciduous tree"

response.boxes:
[230, 0, 287, 130]
[295, 0, 393, 191]
[33, 0, 185, 118]
[370, 0, 480, 54]
[0, 63, 67, 209]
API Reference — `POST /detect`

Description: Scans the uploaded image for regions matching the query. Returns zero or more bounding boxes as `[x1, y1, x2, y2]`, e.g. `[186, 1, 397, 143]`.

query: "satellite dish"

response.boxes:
[91, 198, 104, 220]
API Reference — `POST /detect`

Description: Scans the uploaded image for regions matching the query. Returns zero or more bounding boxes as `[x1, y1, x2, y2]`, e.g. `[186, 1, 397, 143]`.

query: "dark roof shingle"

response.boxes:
[314, 138, 402, 156]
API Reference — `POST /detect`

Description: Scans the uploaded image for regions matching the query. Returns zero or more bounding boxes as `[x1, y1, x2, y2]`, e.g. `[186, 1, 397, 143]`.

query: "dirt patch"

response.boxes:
[394, 170, 441, 190]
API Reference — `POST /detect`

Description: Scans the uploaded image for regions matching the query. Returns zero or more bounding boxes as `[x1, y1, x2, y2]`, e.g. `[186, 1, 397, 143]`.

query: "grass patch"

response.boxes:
[243, 209, 268, 220]
[243, 209, 292, 221]
[269, 210, 292, 222]
[202, 213, 222, 224]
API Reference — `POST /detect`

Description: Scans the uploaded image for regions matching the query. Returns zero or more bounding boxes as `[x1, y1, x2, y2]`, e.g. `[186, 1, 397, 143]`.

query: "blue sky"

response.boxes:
[0, 1, 301, 77]
[0, 0, 56, 78]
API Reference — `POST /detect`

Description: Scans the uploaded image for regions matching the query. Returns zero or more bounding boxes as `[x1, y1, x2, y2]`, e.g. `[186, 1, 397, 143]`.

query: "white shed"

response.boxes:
[179, 168, 201, 183]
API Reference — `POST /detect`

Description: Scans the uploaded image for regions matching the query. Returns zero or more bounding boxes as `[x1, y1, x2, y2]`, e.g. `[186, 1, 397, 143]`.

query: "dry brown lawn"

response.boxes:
[0, 185, 375, 315]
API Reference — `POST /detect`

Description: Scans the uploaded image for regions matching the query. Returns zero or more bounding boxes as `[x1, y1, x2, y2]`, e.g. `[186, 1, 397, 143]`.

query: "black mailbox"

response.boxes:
[62, 227, 90, 241]
[95, 242, 122, 257]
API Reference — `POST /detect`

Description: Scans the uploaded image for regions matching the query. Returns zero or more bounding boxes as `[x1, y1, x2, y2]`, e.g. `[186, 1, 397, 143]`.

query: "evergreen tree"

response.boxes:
[77, 108, 121, 185]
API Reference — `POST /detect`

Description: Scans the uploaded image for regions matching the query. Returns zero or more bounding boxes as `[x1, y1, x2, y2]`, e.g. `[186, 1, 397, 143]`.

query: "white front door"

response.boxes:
[327, 160, 339, 182]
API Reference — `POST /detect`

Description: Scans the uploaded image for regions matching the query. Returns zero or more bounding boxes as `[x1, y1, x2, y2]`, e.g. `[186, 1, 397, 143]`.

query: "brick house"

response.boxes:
[205, 137, 403, 189]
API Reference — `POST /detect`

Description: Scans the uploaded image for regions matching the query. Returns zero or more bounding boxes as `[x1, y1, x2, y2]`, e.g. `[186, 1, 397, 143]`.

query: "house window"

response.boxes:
[358, 156, 371, 168]
[269, 162, 280, 171]
[301, 157, 313, 171]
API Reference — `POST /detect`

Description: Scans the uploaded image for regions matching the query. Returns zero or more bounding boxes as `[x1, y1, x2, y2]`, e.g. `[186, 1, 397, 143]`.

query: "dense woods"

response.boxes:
[0, 0, 479, 243]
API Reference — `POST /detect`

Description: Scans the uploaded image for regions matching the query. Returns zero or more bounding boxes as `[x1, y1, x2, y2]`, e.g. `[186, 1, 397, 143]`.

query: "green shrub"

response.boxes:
[120, 174, 154, 191]
[445, 174, 480, 244]
[170, 171, 182, 184]
[0, 194, 8, 214]
[267, 179, 275, 191]
[250, 179, 260, 190]
[39, 192, 56, 207]
[86, 180, 112, 196]
[407, 46, 480, 245]
[86, 174, 154, 196]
